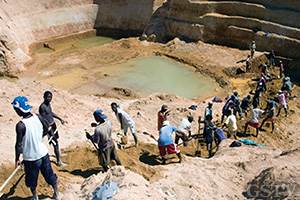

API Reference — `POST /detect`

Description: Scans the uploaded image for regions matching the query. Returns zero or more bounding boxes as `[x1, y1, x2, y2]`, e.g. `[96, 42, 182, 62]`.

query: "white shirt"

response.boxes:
[178, 118, 191, 134]
[250, 108, 264, 123]
[21, 114, 48, 161]
[116, 108, 133, 125]
[224, 114, 237, 132]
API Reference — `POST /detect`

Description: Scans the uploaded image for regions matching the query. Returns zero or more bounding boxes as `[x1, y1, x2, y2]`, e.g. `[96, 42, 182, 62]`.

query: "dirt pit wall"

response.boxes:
[0, 0, 98, 72]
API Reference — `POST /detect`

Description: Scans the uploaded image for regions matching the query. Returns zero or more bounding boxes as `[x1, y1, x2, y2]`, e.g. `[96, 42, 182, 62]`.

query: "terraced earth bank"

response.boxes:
[0, 1, 300, 200]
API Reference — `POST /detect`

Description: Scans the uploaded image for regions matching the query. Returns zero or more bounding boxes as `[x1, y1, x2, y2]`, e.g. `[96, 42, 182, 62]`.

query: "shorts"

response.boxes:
[123, 122, 135, 135]
[247, 121, 260, 128]
[266, 118, 275, 123]
[158, 143, 180, 157]
[98, 145, 119, 167]
[23, 154, 57, 189]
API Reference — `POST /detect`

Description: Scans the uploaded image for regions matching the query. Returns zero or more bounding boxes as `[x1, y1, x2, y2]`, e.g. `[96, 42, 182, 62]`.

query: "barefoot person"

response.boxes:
[158, 121, 187, 164]
[111, 102, 138, 146]
[39, 91, 66, 167]
[243, 104, 264, 137]
[86, 110, 121, 172]
[12, 96, 59, 200]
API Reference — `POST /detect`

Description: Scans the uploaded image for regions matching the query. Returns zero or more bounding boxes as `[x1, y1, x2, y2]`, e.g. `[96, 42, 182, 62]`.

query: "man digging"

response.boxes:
[86, 110, 121, 172]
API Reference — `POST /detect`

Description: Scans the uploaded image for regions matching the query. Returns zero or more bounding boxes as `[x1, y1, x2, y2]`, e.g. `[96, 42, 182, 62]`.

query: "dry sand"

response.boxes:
[0, 38, 300, 199]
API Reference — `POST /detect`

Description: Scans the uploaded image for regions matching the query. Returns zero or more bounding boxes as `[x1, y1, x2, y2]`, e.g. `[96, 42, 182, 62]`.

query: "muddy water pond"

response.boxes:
[73, 56, 219, 99]
[33, 36, 117, 54]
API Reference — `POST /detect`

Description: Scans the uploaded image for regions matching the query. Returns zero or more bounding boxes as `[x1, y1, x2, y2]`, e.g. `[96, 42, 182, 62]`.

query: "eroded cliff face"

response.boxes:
[93, 0, 165, 37]
[1, 0, 300, 74]
[143, 0, 300, 59]
[0, 0, 98, 73]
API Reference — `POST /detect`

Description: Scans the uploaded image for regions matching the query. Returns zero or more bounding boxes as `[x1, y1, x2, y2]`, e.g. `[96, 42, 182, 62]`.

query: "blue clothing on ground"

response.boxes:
[92, 181, 118, 200]
[158, 125, 178, 146]
[214, 129, 227, 142]
[239, 139, 266, 147]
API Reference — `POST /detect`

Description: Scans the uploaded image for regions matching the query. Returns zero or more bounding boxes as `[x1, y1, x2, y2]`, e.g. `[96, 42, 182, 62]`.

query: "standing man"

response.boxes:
[199, 114, 214, 158]
[233, 92, 243, 120]
[175, 116, 194, 146]
[158, 121, 187, 164]
[221, 95, 234, 123]
[204, 101, 213, 120]
[243, 104, 264, 137]
[86, 110, 121, 172]
[111, 102, 138, 147]
[276, 90, 288, 117]
[259, 100, 276, 133]
[246, 55, 251, 71]
[249, 41, 256, 58]
[222, 110, 238, 140]
[269, 50, 275, 67]
[158, 105, 169, 131]
[281, 77, 293, 96]
[39, 91, 66, 167]
[278, 60, 284, 79]
[241, 95, 251, 117]
[12, 96, 59, 200]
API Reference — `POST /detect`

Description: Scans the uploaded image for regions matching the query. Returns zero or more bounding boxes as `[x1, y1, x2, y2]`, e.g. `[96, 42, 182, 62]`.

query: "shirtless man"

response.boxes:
[39, 91, 66, 167]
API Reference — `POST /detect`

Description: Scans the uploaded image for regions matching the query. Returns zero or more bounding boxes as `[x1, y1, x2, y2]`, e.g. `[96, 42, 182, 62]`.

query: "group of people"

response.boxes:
[11, 41, 296, 200]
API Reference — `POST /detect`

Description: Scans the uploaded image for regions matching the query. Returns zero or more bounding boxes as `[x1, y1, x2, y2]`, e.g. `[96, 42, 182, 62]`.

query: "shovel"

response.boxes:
[0, 134, 54, 197]
[195, 116, 202, 157]
[143, 131, 158, 142]
[85, 132, 99, 152]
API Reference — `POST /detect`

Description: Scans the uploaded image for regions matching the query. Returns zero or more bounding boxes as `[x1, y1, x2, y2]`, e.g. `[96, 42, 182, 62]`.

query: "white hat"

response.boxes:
[208, 101, 213, 105]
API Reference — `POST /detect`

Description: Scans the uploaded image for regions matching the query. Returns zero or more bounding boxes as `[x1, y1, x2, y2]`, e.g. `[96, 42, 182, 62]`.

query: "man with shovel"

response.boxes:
[12, 96, 59, 200]
[39, 91, 66, 167]
[158, 121, 188, 164]
[86, 110, 121, 172]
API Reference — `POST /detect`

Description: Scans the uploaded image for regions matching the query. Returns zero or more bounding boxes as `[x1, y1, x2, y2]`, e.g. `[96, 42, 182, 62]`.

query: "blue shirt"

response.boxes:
[214, 129, 227, 142]
[158, 125, 178, 146]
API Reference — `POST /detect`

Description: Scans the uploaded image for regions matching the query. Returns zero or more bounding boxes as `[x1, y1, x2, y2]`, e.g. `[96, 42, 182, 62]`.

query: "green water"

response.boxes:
[96, 56, 218, 99]
[34, 36, 116, 54]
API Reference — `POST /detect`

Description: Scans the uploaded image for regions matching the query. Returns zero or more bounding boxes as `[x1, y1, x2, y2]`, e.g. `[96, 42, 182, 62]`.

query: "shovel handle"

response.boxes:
[0, 165, 21, 193]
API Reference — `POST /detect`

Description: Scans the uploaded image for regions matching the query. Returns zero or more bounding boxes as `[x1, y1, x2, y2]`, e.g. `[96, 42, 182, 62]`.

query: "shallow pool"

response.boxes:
[76, 56, 219, 99]
[34, 36, 117, 54]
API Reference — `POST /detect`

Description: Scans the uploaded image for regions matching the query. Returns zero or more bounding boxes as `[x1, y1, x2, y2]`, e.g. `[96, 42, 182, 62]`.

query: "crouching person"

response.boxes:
[86, 110, 121, 172]
[158, 121, 188, 164]
[12, 96, 59, 200]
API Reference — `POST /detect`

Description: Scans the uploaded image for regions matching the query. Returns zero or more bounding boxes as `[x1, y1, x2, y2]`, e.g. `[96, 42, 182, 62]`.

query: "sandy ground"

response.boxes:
[0, 38, 300, 199]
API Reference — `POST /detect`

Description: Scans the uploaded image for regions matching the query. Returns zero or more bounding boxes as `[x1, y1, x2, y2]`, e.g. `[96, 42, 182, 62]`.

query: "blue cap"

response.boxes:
[12, 96, 33, 113]
[93, 110, 107, 119]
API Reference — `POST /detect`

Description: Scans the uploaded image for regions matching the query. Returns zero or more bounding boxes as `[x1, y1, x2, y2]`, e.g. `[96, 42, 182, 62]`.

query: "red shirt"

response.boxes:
[158, 111, 167, 131]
